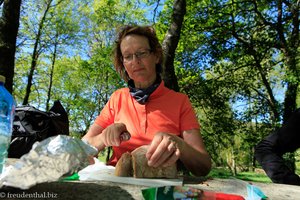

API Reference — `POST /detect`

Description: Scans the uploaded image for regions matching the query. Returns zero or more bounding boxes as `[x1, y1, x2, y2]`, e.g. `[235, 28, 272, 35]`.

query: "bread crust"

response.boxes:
[114, 152, 132, 177]
[115, 145, 177, 178]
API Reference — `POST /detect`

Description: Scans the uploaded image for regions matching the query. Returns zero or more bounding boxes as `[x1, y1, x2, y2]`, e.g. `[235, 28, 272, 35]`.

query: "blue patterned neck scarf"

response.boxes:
[128, 76, 161, 104]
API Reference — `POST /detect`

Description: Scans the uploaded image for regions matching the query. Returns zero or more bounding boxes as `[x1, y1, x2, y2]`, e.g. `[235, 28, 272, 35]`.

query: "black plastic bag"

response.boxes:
[8, 100, 69, 158]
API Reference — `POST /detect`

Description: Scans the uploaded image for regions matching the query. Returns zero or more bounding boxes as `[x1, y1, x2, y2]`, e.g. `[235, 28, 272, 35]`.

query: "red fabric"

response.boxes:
[216, 193, 245, 200]
[94, 81, 200, 165]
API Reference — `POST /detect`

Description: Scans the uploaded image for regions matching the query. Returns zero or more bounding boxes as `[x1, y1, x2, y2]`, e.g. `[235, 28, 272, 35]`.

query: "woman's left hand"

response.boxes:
[146, 132, 181, 168]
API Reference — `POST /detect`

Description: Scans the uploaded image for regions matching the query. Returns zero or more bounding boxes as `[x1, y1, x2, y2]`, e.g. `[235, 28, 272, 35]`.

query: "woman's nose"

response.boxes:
[131, 55, 141, 64]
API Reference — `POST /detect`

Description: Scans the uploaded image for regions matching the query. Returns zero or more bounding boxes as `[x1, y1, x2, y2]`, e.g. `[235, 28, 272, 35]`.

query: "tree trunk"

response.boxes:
[23, 0, 52, 105]
[0, 0, 22, 93]
[283, 82, 298, 123]
[232, 148, 237, 176]
[251, 146, 255, 172]
[254, 56, 280, 122]
[46, 31, 58, 111]
[161, 0, 186, 92]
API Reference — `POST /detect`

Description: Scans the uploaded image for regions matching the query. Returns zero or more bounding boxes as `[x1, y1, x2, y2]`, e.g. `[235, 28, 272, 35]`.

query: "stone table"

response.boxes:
[1, 177, 300, 200]
[1, 159, 300, 200]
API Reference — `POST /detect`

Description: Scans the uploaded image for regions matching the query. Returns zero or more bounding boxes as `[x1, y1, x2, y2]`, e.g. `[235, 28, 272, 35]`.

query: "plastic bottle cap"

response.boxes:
[0, 75, 5, 83]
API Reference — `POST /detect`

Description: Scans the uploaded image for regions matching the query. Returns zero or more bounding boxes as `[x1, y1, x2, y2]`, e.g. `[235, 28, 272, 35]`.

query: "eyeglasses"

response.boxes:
[121, 49, 152, 63]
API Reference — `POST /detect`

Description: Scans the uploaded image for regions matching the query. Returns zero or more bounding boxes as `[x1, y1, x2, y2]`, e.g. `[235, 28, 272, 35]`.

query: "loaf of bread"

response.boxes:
[114, 145, 177, 178]
[114, 152, 132, 177]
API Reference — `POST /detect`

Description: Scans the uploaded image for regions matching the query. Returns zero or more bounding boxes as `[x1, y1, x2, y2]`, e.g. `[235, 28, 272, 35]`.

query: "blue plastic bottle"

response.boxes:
[0, 75, 15, 174]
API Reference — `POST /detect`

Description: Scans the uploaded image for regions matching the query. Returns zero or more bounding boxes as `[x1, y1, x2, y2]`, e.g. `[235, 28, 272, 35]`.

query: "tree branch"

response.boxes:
[152, 0, 161, 23]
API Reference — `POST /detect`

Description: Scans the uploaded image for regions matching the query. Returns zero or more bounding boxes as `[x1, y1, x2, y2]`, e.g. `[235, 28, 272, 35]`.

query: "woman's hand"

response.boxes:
[99, 123, 128, 147]
[146, 132, 182, 168]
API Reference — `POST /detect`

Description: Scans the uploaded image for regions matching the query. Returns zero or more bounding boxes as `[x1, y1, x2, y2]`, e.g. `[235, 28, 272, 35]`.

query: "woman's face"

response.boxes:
[120, 34, 159, 87]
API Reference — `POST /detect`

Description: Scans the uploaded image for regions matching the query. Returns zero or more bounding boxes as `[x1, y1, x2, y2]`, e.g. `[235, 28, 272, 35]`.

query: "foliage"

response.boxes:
[8, 0, 300, 176]
[172, 0, 299, 173]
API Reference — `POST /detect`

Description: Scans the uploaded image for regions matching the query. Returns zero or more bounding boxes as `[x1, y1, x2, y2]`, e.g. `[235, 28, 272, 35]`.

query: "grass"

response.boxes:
[209, 151, 300, 183]
[97, 154, 273, 184]
[208, 167, 272, 183]
[235, 172, 272, 183]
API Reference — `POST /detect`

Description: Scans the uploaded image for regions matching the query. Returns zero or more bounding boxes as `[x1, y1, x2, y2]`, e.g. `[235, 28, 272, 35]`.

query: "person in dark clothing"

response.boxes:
[254, 108, 300, 185]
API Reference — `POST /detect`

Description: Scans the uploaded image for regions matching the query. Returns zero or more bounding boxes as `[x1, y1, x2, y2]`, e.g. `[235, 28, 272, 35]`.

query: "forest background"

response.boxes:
[0, 0, 299, 177]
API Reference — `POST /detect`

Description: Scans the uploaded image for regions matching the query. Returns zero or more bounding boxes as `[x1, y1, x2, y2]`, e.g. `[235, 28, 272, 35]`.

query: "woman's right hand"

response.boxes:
[99, 123, 128, 147]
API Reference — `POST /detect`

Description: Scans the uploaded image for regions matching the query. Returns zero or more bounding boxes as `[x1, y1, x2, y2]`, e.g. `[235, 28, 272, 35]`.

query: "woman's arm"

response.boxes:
[82, 123, 128, 151]
[146, 129, 211, 176]
[180, 129, 211, 176]
[82, 123, 105, 151]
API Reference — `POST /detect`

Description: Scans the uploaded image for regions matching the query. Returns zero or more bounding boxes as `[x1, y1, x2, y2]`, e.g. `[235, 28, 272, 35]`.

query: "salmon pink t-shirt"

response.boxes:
[94, 81, 200, 165]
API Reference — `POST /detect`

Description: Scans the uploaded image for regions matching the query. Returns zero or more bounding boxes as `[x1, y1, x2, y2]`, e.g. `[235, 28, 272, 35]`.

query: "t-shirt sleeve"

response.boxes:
[94, 92, 116, 128]
[180, 95, 200, 131]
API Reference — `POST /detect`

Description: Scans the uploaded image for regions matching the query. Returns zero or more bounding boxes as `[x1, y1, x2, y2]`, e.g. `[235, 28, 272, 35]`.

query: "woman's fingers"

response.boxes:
[146, 133, 163, 160]
[162, 145, 180, 167]
[154, 139, 180, 167]
[101, 123, 128, 147]
[147, 133, 180, 167]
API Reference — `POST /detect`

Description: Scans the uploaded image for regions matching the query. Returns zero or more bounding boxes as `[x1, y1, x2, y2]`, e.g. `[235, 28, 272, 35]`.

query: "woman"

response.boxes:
[82, 25, 211, 176]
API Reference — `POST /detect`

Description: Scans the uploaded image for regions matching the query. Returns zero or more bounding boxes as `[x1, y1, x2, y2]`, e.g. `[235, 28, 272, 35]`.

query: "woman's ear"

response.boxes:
[155, 53, 160, 64]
